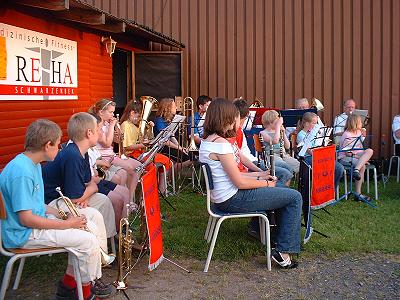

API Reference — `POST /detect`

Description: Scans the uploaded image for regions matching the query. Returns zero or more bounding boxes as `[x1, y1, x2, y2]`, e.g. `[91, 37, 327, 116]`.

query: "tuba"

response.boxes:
[310, 98, 324, 111]
[139, 96, 158, 143]
[249, 98, 264, 108]
[183, 96, 198, 152]
[55, 187, 115, 266]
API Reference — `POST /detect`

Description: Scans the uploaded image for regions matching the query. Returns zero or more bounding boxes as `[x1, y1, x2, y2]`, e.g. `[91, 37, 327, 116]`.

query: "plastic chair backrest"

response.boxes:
[0, 191, 6, 220]
[253, 134, 263, 153]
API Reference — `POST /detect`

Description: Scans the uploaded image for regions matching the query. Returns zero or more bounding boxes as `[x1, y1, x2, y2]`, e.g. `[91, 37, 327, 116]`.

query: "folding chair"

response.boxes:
[0, 192, 84, 300]
[253, 134, 268, 169]
[201, 164, 271, 272]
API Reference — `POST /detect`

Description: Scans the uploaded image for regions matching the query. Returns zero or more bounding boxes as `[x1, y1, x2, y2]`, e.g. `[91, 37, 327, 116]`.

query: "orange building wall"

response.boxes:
[0, 8, 113, 167]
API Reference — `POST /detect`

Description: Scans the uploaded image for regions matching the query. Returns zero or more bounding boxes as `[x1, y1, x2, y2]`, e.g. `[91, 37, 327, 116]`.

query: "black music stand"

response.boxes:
[331, 135, 377, 208]
[280, 108, 317, 128]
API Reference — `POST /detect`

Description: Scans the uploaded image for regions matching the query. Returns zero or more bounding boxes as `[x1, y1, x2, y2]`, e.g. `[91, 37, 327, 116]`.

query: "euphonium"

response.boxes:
[310, 98, 324, 111]
[115, 204, 135, 290]
[55, 187, 116, 266]
[183, 96, 198, 152]
[139, 96, 158, 143]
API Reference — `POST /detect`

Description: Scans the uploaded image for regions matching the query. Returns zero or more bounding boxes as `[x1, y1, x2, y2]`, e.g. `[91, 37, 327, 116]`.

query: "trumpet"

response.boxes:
[55, 187, 116, 266]
[183, 96, 198, 152]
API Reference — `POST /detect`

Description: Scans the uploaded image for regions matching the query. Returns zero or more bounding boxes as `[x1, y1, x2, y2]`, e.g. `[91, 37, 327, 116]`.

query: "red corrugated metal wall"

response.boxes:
[86, 0, 400, 158]
[0, 8, 113, 167]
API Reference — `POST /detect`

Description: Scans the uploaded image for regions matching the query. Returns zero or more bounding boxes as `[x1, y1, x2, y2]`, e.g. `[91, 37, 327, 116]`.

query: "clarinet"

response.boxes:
[269, 141, 275, 177]
[279, 128, 285, 158]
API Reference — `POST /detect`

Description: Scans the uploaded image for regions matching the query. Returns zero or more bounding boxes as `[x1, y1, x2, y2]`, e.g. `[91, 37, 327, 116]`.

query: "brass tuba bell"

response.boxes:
[310, 98, 324, 111]
[139, 96, 158, 143]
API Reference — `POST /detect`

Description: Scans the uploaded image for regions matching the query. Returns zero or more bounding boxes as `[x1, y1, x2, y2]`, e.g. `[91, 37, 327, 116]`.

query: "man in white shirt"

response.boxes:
[333, 99, 356, 144]
[392, 114, 400, 155]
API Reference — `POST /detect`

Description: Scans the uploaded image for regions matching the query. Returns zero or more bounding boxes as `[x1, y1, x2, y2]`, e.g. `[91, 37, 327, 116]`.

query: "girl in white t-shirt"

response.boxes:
[199, 98, 302, 269]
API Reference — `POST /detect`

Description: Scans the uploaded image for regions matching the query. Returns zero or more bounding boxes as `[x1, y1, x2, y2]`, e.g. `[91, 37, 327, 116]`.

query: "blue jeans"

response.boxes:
[215, 187, 302, 253]
[253, 161, 293, 186]
[304, 156, 344, 188]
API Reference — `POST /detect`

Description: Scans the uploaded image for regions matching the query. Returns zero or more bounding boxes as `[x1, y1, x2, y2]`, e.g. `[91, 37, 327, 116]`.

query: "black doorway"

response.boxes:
[112, 48, 132, 117]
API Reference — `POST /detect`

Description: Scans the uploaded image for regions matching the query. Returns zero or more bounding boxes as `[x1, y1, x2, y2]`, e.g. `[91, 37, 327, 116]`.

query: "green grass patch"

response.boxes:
[161, 180, 400, 260]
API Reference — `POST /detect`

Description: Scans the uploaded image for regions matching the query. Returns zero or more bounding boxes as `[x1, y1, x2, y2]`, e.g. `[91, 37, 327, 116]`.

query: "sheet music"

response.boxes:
[314, 127, 333, 147]
[243, 111, 256, 130]
[298, 124, 321, 157]
[352, 109, 369, 124]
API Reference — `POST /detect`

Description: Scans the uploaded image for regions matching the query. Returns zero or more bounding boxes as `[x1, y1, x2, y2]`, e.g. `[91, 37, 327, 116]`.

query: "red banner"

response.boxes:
[141, 164, 164, 270]
[311, 145, 336, 208]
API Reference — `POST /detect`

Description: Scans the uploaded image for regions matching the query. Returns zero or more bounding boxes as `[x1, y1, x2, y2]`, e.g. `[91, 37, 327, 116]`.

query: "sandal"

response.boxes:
[271, 249, 298, 269]
[358, 194, 372, 202]
[352, 169, 361, 181]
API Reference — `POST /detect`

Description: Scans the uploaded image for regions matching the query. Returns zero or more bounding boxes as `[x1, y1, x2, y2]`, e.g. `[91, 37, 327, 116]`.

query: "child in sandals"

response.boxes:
[338, 114, 373, 198]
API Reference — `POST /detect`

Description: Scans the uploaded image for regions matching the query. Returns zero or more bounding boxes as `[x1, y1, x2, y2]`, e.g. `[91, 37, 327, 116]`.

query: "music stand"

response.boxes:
[331, 135, 377, 208]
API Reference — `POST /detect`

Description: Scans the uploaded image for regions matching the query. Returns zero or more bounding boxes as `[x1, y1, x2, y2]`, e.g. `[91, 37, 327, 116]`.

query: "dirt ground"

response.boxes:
[5, 253, 399, 299]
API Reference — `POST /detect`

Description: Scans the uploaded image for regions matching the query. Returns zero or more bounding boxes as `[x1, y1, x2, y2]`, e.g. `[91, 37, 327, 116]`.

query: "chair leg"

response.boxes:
[72, 258, 84, 300]
[344, 170, 348, 200]
[204, 218, 224, 273]
[373, 168, 378, 201]
[258, 217, 265, 245]
[397, 157, 400, 183]
[261, 216, 271, 271]
[0, 256, 19, 300]
[387, 157, 394, 180]
[12, 257, 26, 290]
[204, 216, 213, 240]
[366, 168, 370, 194]
[171, 162, 176, 194]
[207, 218, 217, 243]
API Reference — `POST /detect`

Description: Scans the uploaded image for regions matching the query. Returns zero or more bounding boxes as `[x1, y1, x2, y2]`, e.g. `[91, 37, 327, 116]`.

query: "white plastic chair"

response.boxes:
[0, 192, 84, 300]
[341, 164, 378, 201]
[201, 164, 271, 273]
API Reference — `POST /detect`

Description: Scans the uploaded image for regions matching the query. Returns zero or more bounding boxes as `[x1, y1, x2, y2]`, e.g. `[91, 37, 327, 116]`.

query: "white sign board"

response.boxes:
[0, 23, 78, 100]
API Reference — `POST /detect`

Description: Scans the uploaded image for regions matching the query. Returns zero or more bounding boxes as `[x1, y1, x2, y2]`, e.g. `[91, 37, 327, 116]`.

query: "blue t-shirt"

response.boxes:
[154, 117, 169, 137]
[42, 142, 91, 203]
[187, 112, 204, 138]
[0, 154, 46, 248]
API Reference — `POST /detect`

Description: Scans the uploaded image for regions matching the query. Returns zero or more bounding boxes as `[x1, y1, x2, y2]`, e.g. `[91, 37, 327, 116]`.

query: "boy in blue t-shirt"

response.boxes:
[0, 119, 113, 299]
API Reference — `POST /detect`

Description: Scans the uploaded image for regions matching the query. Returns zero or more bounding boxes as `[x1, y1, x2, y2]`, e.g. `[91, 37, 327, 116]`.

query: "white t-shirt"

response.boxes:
[199, 140, 238, 203]
[393, 115, 400, 144]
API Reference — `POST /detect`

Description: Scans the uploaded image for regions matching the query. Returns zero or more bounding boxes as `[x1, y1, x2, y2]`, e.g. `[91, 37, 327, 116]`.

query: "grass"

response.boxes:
[161, 178, 400, 260]
[0, 178, 399, 282]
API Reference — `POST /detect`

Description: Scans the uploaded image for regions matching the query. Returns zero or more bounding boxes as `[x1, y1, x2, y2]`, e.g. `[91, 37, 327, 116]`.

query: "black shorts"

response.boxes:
[97, 180, 117, 195]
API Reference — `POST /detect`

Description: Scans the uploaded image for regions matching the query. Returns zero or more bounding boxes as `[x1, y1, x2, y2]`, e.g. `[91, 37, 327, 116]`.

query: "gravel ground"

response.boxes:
[5, 253, 399, 299]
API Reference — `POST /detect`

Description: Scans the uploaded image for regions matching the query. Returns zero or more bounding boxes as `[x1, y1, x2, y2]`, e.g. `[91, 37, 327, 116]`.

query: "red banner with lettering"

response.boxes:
[311, 145, 336, 209]
[141, 164, 164, 270]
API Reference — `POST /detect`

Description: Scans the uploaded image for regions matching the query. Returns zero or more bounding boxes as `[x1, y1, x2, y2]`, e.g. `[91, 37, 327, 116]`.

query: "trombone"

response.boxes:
[183, 96, 198, 152]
